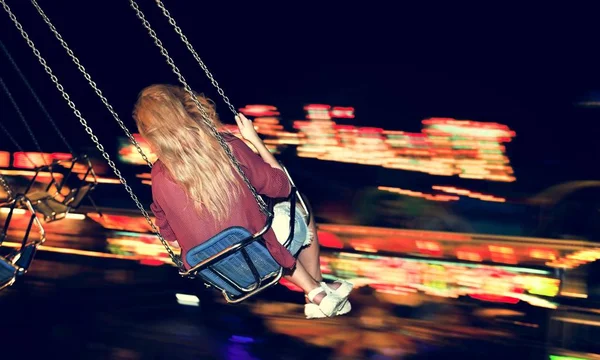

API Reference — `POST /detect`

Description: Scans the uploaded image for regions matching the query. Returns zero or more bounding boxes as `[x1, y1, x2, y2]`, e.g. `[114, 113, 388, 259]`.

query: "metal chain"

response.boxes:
[29, 0, 153, 169]
[0, 0, 184, 270]
[0, 173, 14, 200]
[153, 0, 237, 116]
[0, 39, 74, 156]
[0, 121, 23, 152]
[0, 75, 47, 166]
[129, 0, 271, 217]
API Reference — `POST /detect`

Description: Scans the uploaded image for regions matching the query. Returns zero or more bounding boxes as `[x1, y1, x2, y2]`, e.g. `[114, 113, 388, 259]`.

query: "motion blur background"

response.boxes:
[1, 1, 600, 359]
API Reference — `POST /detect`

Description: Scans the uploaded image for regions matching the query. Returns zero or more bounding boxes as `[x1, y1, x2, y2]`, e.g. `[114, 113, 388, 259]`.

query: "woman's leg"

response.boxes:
[284, 261, 326, 304]
[295, 200, 341, 293]
[296, 212, 323, 281]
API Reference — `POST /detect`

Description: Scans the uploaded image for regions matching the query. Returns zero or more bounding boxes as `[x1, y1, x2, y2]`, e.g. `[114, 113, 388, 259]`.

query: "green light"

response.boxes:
[549, 355, 588, 360]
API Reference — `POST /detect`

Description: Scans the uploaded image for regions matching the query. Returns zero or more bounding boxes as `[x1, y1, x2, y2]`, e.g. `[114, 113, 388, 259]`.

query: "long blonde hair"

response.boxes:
[133, 84, 242, 222]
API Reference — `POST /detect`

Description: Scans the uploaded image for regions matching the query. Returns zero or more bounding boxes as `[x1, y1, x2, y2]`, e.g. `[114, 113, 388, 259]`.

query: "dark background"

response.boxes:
[1, 1, 599, 195]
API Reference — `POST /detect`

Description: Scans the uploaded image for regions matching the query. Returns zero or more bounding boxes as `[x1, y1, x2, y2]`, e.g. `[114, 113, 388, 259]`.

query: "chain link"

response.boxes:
[29, 0, 153, 169]
[0, 39, 75, 156]
[0, 75, 47, 166]
[129, 0, 271, 217]
[0, 173, 14, 200]
[153, 0, 237, 116]
[0, 0, 184, 270]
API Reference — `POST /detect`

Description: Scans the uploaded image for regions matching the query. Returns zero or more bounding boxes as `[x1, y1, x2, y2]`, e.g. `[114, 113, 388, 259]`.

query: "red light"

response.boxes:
[51, 153, 72, 161]
[303, 104, 331, 111]
[13, 152, 51, 169]
[317, 231, 344, 249]
[358, 127, 384, 134]
[469, 293, 520, 304]
[279, 278, 303, 292]
[239, 105, 280, 117]
[331, 106, 355, 119]
[140, 258, 165, 266]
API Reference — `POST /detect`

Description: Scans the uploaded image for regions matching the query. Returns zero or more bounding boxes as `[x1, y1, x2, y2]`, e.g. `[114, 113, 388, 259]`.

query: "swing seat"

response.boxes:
[0, 256, 17, 291]
[186, 226, 282, 303]
[26, 191, 69, 222]
[12, 243, 38, 275]
[1, 195, 46, 277]
[22, 156, 98, 222]
[64, 183, 94, 209]
[183, 188, 303, 303]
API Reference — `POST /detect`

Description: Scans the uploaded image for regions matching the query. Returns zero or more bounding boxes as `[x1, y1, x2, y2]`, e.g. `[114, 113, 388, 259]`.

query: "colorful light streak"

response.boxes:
[378, 186, 460, 202]
[432, 185, 506, 202]
[111, 103, 516, 184]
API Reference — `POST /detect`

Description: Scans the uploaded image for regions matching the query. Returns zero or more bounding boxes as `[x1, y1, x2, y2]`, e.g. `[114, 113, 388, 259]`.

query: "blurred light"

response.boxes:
[432, 186, 506, 202]
[559, 291, 588, 299]
[118, 134, 158, 165]
[0, 207, 25, 215]
[0, 151, 9, 168]
[229, 335, 255, 344]
[65, 213, 86, 220]
[378, 186, 460, 202]
[239, 105, 280, 117]
[331, 106, 355, 118]
[175, 293, 200, 306]
[14, 152, 51, 168]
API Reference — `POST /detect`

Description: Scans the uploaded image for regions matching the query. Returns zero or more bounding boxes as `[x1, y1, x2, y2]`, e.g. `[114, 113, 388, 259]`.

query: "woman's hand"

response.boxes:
[235, 113, 260, 144]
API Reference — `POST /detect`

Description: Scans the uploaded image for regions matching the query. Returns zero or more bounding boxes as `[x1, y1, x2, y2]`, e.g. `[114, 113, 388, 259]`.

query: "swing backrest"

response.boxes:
[186, 226, 280, 298]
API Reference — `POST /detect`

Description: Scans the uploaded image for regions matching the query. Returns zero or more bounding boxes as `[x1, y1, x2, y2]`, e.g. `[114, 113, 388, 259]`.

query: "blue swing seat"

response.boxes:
[186, 226, 282, 302]
[182, 185, 305, 303]
[0, 256, 16, 291]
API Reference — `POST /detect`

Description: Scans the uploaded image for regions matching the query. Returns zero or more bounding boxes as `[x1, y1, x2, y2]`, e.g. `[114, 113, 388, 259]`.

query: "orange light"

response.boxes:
[0, 151, 9, 168]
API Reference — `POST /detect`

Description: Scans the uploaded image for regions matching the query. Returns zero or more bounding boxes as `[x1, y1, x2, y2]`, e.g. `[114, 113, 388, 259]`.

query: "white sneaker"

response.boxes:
[321, 278, 353, 298]
[304, 283, 352, 319]
[306, 287, 347, 317]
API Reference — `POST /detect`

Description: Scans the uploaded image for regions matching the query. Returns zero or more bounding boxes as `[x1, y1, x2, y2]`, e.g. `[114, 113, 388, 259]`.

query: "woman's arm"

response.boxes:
[235, 114, 284, 171]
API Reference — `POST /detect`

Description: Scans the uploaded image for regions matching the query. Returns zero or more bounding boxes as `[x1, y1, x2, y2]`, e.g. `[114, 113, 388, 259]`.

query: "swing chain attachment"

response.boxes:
[0, 173, 14, 200]
[153, 0, 237, 116]
[0, 0, 185, 270]
[29, 0, 153, 169]
[129, 0, 271, 217]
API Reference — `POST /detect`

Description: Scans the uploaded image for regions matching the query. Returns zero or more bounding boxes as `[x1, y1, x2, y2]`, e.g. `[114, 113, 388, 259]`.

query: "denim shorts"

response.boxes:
[271, 200, 313, 258]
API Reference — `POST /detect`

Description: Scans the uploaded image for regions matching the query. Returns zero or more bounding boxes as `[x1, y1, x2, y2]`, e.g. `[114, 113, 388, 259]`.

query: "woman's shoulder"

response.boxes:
[151, 160, 174, 185]
[221, 131, 240, 143]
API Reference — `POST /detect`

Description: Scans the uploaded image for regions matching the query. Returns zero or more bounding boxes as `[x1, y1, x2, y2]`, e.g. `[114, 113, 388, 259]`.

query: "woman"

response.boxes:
[133, 84, 353, 318]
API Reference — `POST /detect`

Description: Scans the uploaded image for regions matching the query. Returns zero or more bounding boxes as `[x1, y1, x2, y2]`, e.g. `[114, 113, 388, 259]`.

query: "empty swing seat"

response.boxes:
[64, 183, 94, 209]
[0, 256, 17, 291]
[26, 191, 69, 222]
[22, 156, 98, 222]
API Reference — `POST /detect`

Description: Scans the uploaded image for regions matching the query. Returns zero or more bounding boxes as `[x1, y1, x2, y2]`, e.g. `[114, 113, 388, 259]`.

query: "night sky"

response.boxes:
[1, 1, 599, 193]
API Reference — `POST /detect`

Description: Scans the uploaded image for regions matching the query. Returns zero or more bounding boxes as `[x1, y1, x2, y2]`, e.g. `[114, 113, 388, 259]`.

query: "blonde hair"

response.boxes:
[133, 84, 242, 222]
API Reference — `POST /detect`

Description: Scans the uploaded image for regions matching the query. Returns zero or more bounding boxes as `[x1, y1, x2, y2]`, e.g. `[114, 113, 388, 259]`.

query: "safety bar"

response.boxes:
[1, 194, 46, 248]
[280, 165, 310, 225]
